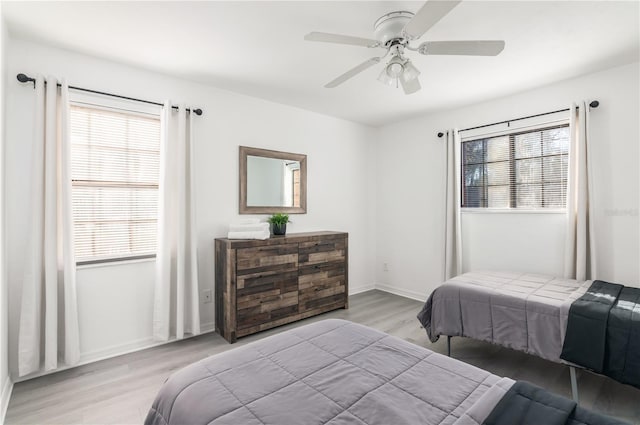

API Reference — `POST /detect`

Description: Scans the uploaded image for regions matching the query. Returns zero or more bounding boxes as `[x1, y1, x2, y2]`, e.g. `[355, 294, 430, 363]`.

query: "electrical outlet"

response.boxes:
[203, 289, 212, 304]
[383, 262, 389, 272]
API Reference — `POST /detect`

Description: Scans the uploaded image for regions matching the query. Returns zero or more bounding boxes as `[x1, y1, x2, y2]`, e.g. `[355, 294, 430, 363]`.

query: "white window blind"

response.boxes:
[461, 124, 569, 209]
[70, 104, 161, 263]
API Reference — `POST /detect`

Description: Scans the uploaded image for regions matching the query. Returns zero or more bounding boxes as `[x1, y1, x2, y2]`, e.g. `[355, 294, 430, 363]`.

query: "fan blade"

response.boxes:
[400, 77, 421, 95]
[325, 57, 381, 88]
[418, 40, 505, 56]
[403, 0, 462, 40]
[305, 32, 380, 48]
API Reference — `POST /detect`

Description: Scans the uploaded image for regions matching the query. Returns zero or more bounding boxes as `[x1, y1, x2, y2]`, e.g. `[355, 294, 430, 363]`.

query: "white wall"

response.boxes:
[375, 62, 640, 301]
[4, 38, 377, 379]
[0, 9, 12, 422]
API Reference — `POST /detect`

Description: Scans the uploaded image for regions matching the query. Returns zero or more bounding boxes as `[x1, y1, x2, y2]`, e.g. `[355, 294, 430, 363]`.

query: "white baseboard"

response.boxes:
[1, 376, 13, 424]
[79, 321, 214, 364]
[15, 321, 217, 383]
[201, 321, 215, 332]
[350, 283, 428, 302]
[375, 283, 427, 302]
[79, 320, 217, 367]
[79, 336, 156, 365]
[349, 284, 376, 295]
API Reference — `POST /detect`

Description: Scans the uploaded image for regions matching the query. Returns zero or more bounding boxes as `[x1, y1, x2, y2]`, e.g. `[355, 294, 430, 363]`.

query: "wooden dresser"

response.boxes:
[215, 231, 348, 343]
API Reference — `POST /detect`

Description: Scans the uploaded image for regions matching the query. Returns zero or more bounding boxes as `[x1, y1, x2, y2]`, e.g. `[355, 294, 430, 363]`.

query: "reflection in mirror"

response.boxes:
[239, 146, 307, 214]
[246, 156, 301, 208]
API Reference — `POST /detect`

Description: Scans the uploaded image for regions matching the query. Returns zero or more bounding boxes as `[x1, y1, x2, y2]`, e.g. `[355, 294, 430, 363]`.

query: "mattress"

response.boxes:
[417, 271, 590, 363]
[144, 319, 513, 425]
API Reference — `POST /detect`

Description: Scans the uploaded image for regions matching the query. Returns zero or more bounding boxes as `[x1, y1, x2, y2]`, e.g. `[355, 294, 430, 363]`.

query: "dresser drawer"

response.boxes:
[236, 244, 298, 275]
[237, 270, 299, 330]
[298, 260, 346, 312]
[237, 294, 299, 330]
[298, 239, 346, 266]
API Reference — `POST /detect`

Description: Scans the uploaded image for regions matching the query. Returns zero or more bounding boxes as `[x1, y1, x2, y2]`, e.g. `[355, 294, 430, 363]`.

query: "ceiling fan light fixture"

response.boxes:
[378, 56, 405, 86]
[377, 68, 395, 86]
[401, 60, 420, 83]
[386, 62, 404, 78]
[306, 1, 505, 91]
[400, 76, 421, 95]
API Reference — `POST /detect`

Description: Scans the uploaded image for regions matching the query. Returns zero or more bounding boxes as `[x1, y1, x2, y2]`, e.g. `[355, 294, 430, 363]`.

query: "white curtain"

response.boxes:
[18, 75, 80, 376]
[564, 102, 597, 281]
[444, 129, 462, 280]
[153, 103, 200, 341]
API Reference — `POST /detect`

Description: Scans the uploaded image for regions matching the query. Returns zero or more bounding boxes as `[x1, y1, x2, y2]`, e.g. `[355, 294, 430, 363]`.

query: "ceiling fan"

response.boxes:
[304, 0, 505, 95]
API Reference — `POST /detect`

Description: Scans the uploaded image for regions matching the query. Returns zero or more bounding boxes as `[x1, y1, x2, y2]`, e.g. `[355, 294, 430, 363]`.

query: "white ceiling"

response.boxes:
[3, 1, 639, 127]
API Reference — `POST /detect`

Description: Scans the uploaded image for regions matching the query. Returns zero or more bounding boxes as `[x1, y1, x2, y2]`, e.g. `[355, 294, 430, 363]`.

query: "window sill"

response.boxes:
[76, 256, 156, 270]
[460, 208, 566, 214]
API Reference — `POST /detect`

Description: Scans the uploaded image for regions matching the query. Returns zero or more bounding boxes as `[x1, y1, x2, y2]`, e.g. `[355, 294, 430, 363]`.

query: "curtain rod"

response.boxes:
[16, 73, 203, 116]
[436, 100, 599, 138]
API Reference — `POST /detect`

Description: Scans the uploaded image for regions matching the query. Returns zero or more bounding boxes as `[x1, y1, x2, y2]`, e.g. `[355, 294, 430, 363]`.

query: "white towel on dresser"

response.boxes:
[227, 230, 270, 240]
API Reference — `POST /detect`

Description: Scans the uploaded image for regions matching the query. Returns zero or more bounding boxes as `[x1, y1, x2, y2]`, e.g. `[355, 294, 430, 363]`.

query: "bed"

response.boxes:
[417, 271, 588, 362]
[417, 271, 640, 400]
[144, 319, 625, 425]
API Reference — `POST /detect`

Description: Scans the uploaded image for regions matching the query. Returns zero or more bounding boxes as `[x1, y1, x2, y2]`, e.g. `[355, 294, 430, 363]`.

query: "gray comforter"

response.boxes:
[145, 319, 514, 425]
[418, 271, 590, 363]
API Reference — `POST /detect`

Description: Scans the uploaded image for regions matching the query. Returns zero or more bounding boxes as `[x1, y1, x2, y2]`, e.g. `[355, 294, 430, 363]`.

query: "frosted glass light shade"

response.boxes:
[387, 62, 404, 78]
[377, 68, 395, 86]
[402, 61, 420, 83]
[378, 56, 421, 90]
[400, 76, 421, 94]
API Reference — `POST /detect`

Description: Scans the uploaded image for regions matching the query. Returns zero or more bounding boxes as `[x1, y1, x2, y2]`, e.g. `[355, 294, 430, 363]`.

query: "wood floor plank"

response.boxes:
[5, 290, 639, 424]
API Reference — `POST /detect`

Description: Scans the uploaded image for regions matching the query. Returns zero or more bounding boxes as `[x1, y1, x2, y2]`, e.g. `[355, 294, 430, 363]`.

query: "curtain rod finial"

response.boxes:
[17, 73, 36, 88]
[193, 108, 203, 116]
[589, 100, 599, 108]
[17, 73, 35, 83]
[437, 132, 444, 138]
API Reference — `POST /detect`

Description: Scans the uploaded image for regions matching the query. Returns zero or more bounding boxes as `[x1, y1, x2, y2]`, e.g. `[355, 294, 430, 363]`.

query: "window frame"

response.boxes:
[460, 121, 570, 213]
[68, 95, 162, 266]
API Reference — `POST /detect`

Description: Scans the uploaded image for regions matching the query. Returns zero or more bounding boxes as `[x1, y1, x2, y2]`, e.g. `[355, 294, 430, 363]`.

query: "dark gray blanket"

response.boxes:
[483, 381, 629, 425]
[561, 280, 640, 389]
[560, 280, 623, 372]
[603, 286, 640, 387]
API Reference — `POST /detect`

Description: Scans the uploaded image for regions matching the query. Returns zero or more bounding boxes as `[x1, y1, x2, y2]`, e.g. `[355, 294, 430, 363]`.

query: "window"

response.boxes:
[292, 168, 300, 207]
[461, 124, 569, 209]
[283, 161, 301, 208]
[70, 104, 161, 264]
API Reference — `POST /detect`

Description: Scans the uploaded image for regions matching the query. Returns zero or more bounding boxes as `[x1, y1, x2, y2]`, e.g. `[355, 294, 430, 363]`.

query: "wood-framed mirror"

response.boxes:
[239, 146, 307, 214]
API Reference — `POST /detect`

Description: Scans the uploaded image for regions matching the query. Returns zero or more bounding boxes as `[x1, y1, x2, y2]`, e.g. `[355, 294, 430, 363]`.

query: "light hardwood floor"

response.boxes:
[5, 290, 640, 424]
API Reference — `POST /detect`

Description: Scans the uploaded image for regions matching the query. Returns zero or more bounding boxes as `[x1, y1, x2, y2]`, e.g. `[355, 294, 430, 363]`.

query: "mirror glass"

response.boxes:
[240, 146, 307, 214]
[246, 156, 301, 207]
